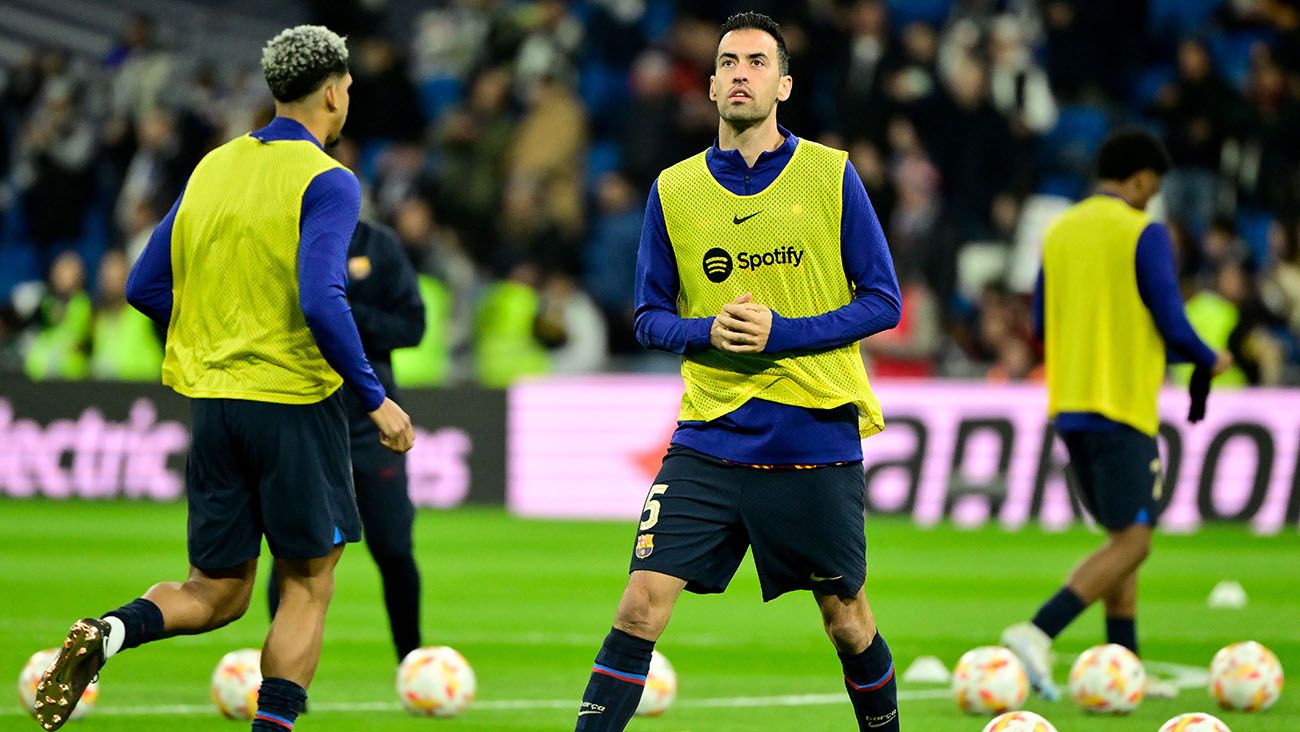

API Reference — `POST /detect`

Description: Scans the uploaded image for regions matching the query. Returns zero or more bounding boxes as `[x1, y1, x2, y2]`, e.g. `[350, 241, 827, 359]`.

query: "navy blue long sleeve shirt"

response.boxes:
[634, 127, 901, 464]
[1032, 206, 1216, 432]
[125, 116, 387, 411]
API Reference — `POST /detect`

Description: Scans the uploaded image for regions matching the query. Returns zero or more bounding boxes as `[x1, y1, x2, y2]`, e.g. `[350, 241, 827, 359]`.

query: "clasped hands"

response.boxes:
[710, 293, 773, 353]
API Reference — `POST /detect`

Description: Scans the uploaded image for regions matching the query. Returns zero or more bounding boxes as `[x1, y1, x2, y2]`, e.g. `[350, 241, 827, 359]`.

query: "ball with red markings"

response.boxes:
[1209, 641, 1283, 712]
[634, 650, 677, 717]
[210, 648, 261, 720]
[397, 646, 476, 718]
[1068, 643, 1145, 714]
[982, 710, 1059, 732]
[953, 646, 1029, 715]
[1159, 712, 1232, 731]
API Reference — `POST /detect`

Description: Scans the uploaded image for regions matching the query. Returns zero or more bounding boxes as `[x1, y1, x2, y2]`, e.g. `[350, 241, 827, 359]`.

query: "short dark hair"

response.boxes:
[261, 25, 350, 103]
[1096, 127, 1172, 181]
[718, 12, 789, 75]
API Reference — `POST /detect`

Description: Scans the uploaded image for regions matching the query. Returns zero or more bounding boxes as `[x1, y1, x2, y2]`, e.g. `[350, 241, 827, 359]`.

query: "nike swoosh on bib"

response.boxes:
[733, 210, 763, 224]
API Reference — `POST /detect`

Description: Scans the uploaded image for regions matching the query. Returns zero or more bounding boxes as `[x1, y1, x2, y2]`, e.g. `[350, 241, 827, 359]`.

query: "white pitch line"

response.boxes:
[2, 661, 1209, 718]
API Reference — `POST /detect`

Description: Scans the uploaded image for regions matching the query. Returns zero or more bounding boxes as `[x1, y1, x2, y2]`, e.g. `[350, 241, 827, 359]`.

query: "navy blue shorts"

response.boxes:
[629, 446, 867, 602]
[186, 391, 361, 570]
[1061, 427, 1163, 531]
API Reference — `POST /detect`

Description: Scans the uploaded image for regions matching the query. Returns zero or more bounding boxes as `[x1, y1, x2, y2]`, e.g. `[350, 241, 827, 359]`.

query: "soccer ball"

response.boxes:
[1209, 641, 1284, 711]
[211, 649, 262, 720]
[1068, 644, 1145, 714]
[953, 646, 1028, 714]
[635, 650, 677, 717]
[397, 646, 476, 717]
[982, 710, 1059, 732]
[18, 648, 99, 720]
[1159, 712, 1232, 732]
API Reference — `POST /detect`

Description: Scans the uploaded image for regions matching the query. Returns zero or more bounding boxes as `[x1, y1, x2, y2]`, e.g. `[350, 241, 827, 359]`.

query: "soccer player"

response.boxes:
[1002, 128, 1231, 701]
[33, 26, 414, 732]
[267, 219, 427, 663]
[573, 12, 902, 732]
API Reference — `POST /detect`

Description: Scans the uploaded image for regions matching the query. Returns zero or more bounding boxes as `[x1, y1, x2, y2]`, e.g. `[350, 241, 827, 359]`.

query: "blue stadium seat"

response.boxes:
[586, 140, 622, 191]
[1150, 0, 1224, 35]
[0, 243, 39, 301]
[1039, 105, 1111, 176]
[1236, 208, 1273, 269]
[418, 76, 465, 127]
[1208, 31, 1274, 90]
[1130, 64, 1176, 107]
[887, 0, 953, 27]
[579, 60, 630, 123]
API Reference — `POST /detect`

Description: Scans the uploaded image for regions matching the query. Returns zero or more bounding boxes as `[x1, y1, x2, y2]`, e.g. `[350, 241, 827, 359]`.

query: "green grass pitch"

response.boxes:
[1, 500, 1296, 731]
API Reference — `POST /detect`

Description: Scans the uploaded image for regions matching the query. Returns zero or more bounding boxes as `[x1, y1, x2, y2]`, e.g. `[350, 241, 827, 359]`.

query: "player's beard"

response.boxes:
[717, 97, 775, 131]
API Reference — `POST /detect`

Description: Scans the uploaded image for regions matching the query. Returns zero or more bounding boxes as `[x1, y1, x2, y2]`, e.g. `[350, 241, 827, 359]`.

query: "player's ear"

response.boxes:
[323, 82, 337, 113]
[776, 74, 792, 103]
[708, 74, 717, 102]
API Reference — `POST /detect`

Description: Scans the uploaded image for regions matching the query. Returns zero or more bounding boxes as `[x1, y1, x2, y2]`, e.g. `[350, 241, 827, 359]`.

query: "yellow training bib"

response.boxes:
[657, 139, 884, 438]
[163, 134, 349, 404]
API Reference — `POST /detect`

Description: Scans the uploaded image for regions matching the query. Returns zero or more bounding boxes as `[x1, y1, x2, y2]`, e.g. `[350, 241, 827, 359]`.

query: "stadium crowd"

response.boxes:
[2, 0, 1300, 386]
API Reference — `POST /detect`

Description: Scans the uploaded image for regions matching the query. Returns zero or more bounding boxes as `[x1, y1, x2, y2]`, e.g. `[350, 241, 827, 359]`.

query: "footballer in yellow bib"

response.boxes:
[575, 12, 904, 732]
[1001, 129, 1230, 704]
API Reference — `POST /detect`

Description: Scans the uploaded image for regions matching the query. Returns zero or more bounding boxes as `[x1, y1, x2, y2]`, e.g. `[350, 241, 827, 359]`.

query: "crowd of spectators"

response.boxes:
[2, 0, 1300, 387]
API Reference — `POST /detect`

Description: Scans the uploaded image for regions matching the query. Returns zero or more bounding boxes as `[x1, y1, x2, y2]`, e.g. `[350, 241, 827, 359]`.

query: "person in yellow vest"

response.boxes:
[1001, 128, 1232, 703]
[35, 26, 414, 732]
[573, 13, 903, 732]
[89, 249, 163, 381]
[24, 250, 92, 381]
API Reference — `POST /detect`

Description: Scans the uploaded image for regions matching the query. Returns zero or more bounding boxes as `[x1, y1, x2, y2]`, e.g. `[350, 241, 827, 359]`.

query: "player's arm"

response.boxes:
[1133, 222, 1223, 369]
[348, 222, 426, 352]
[125, 190, 183, 324]
[727, 161, 901, 354]
[298, 169, 389, 408]
[299, 169, 413, 452]
[632, 178, 715, 354]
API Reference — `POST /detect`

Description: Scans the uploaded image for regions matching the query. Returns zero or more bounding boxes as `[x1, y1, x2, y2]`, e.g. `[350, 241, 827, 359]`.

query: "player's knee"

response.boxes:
[822, 612, 873, 652]
[613, 592, 669, 640]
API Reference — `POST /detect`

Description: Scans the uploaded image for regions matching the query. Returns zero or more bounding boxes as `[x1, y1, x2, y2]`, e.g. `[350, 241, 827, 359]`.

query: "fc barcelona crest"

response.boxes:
[635, 533, 655, 559]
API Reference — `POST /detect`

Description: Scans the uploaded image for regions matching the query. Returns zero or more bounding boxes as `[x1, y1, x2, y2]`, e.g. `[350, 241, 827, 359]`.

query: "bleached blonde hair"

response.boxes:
[261, 25, 349, 102]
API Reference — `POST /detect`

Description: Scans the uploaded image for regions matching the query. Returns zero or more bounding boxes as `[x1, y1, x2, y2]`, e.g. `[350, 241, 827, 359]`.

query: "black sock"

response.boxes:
[103, 598, 165, 651]
[1106, 616, 1137, 655]
[841, 632, 899, 732]
[252, 677, 307, 731]
[1031, 586, 1087, 639]
[575, 628, 654, 731]
[374, 552, 422, 662]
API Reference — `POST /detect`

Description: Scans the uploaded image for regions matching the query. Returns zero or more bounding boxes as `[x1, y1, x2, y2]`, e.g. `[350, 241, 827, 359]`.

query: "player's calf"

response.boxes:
[818, 591, 899, 731]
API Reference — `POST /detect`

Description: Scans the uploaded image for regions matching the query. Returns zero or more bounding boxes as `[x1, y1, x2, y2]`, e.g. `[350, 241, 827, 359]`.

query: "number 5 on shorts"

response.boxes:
[640, 484, 668, 530]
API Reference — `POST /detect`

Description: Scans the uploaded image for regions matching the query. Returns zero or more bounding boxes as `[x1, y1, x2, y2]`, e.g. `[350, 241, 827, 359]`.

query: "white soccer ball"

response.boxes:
[634, 650, 677, 717]
[211, 648, 262, 720]
[18, 648, 99, 721]
[1068, 643, 1145, 714]
[1159, 712, 1233, 732]
[1209, 641, 1284, 711]
[397, 646, 476, 717]
[982, 710, 1059, 732]
[953, 646, 1029, 714]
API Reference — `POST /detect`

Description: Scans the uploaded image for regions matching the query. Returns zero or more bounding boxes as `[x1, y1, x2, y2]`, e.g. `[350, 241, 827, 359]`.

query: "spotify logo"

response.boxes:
[703, 247, 733, 283]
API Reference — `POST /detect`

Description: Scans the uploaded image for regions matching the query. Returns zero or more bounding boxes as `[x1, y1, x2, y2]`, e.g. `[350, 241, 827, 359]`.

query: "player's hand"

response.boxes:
[369, 397, 415, 454]
[1211, 349, 1234, 377]
[711, 293, 773, 353]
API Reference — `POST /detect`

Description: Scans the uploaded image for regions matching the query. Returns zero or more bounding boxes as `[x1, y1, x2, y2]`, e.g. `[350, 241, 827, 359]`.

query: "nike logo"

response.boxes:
[810, 573, 844, 582]
[866, 710, 898, 727]
[733, 211, 763, 225]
